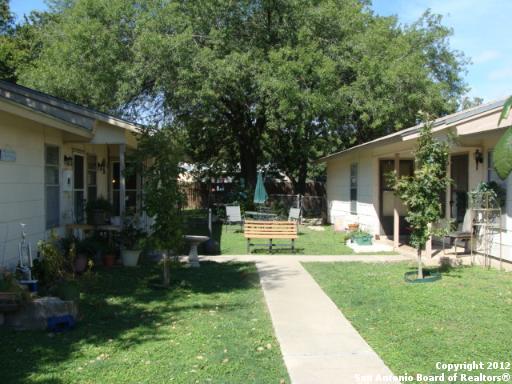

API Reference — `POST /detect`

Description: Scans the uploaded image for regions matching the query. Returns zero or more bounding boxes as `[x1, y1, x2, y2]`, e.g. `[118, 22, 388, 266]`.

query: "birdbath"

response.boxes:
[183, 235, 209, 267]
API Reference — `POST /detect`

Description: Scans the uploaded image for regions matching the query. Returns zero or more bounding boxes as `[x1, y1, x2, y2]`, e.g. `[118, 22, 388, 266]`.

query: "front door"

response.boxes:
[379, 159, 414, 236]
[450, 154, 469, 223]
[73, 153, 86, 223]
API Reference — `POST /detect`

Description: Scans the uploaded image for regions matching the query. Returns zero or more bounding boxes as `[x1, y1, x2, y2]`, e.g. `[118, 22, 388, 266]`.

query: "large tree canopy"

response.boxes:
[0, 0, 54, 82]
[0, 0, 15, 80]
[18, 0, 467, 191]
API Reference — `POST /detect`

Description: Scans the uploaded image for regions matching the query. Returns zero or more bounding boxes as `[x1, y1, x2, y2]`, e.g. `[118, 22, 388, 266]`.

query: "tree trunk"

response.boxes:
[162, 252, 170, 287]
[231, 108, 260, 189]
[240, 148, 257, 189]
[417, 248, 423, 279]
[295, 161, 308, 195]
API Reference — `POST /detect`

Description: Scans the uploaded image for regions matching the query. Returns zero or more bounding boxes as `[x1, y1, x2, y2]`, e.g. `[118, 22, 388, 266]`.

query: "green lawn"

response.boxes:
[183, 210, 397, 255]
[304, 262, 512, 383]
[0, 262, 289, 384]
[221, 225, 354, 255]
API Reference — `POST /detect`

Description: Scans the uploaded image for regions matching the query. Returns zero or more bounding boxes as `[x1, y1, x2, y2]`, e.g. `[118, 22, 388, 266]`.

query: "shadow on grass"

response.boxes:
[251, 247, 305, 255]
[405, 263, 472, 279]
[0, 261, 255, 384]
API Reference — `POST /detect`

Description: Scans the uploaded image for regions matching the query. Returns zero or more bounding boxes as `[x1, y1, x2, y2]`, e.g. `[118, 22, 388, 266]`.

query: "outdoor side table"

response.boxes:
[65, 224, 95, 239]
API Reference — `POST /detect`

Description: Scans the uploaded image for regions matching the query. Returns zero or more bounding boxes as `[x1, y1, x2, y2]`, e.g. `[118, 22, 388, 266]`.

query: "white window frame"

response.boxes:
[350, 163, 358, 215]
[45, 145, 60, 229]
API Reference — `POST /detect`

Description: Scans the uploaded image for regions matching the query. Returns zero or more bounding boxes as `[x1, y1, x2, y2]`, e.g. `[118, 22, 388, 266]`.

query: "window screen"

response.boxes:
[87, 154, 97, 201]
[112, 162, 138, 215]
[350, 163, 358, 215]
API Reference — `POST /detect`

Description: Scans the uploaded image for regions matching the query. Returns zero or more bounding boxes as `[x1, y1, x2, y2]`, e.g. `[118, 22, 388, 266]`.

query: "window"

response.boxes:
[73, 154, 86, 223]
[350, 163, 358, 215]
[112, 162, 138, 216]
[45, 145, 60, 229]
[87, 154, 97, 201]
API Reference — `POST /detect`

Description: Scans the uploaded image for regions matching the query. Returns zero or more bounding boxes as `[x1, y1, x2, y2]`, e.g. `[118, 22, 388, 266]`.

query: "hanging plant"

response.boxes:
[495, 97, 512, 180]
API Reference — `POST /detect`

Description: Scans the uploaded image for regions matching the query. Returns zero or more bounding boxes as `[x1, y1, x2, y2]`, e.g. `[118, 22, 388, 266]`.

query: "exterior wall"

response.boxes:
[0, 111, 56, 268]
[0, 110, 114, 268]
[325, 134, 512, 264]
[326, 153, 380, 234]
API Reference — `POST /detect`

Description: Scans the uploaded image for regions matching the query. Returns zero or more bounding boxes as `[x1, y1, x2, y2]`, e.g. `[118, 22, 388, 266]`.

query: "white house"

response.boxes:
[319, 99, 512, 265]
[0, 81, 142, 268]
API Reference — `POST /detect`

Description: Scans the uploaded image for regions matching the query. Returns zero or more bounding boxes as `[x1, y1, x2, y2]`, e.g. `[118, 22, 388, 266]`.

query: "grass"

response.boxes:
[220, 225, 354, 255]
[303, 262, 512, 382]
[0, 262, 290, 384]
[183, 209, 397, 255]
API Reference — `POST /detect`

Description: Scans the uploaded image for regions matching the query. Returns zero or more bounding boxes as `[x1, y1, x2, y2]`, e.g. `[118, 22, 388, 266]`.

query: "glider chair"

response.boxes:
[443, 209, 473, 255]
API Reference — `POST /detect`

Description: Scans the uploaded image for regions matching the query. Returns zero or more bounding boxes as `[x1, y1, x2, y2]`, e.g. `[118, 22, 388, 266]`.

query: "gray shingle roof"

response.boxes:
[0, 80, 141, 132]
[317, 98, 507, 162]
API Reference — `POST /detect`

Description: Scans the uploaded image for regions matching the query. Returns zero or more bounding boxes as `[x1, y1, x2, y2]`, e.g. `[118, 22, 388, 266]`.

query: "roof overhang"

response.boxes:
[0, 80, 142, 136]
[316, 98, 509, 164]
[0, 98, 93, 140]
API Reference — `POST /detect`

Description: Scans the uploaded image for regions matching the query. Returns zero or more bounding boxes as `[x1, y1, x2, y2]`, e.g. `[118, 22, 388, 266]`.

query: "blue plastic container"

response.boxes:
[47, 315, 76, 332]
[19, 279, 38, 293]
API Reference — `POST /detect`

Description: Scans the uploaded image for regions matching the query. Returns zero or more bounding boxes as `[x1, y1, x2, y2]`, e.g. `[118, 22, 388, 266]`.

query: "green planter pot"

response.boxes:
[353, 234, 372, 246]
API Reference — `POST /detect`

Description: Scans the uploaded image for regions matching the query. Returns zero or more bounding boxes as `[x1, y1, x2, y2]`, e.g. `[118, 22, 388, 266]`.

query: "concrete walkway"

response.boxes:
[200, 255, 406, 383]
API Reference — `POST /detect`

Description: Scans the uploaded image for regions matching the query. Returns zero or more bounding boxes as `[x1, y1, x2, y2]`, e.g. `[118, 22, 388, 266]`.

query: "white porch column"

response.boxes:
[119, 144, 126, 219]
[445, 156, 451, 220]
[393, 153, 400, 250]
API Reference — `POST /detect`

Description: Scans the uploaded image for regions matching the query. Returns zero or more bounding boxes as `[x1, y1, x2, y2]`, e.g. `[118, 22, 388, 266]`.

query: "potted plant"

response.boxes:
[0, 270, 31, 312]
[60, 235, 88, 274]
[120, 216, 146, 267]
[347, 223, 359, 232]
[85, 197, 113, 225]
[349, 230, 373, 246]
[103, 243, 117, 267]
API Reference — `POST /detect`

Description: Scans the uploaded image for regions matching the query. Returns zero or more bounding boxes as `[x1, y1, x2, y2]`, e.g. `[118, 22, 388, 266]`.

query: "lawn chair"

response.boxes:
[443, 209, 473, 255]
[288, 207, 301, 223]
[225, 205, 243, 231]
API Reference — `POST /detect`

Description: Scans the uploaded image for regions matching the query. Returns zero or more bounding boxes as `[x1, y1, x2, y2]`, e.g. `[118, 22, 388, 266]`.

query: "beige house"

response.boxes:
[0, 81, 141, 268]
[319, 99, 512, 264]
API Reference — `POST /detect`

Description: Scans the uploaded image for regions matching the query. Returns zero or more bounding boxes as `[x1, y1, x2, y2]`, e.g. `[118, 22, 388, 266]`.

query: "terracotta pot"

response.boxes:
[73, 254, 88, 274]
[103, 254, 116, 267]
[347, 224, 359, 231]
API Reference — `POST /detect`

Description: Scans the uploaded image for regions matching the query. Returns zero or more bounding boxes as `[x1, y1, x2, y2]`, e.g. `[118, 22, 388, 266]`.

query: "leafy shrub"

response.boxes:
[34, 232, 68, 287]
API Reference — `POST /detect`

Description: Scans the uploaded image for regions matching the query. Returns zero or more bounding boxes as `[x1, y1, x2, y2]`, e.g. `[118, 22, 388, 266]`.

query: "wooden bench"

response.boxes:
[244, 220, 298, 253]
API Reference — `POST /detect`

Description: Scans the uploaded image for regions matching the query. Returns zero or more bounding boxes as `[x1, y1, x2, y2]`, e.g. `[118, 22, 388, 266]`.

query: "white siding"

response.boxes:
[0, 112, 50, 268]
[326, 154, 380, 234]
[0, 111, 114, 268]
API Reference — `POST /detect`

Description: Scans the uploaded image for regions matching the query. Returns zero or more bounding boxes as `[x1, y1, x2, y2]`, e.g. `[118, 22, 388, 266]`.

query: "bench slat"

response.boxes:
[245, 234, 298, 239]
[243, 220, 297, 253]
[244, 228, 297, 233]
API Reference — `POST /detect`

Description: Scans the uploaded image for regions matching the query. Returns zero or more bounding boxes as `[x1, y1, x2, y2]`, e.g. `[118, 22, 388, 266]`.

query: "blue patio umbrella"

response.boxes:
[253, 171, 268, 204]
